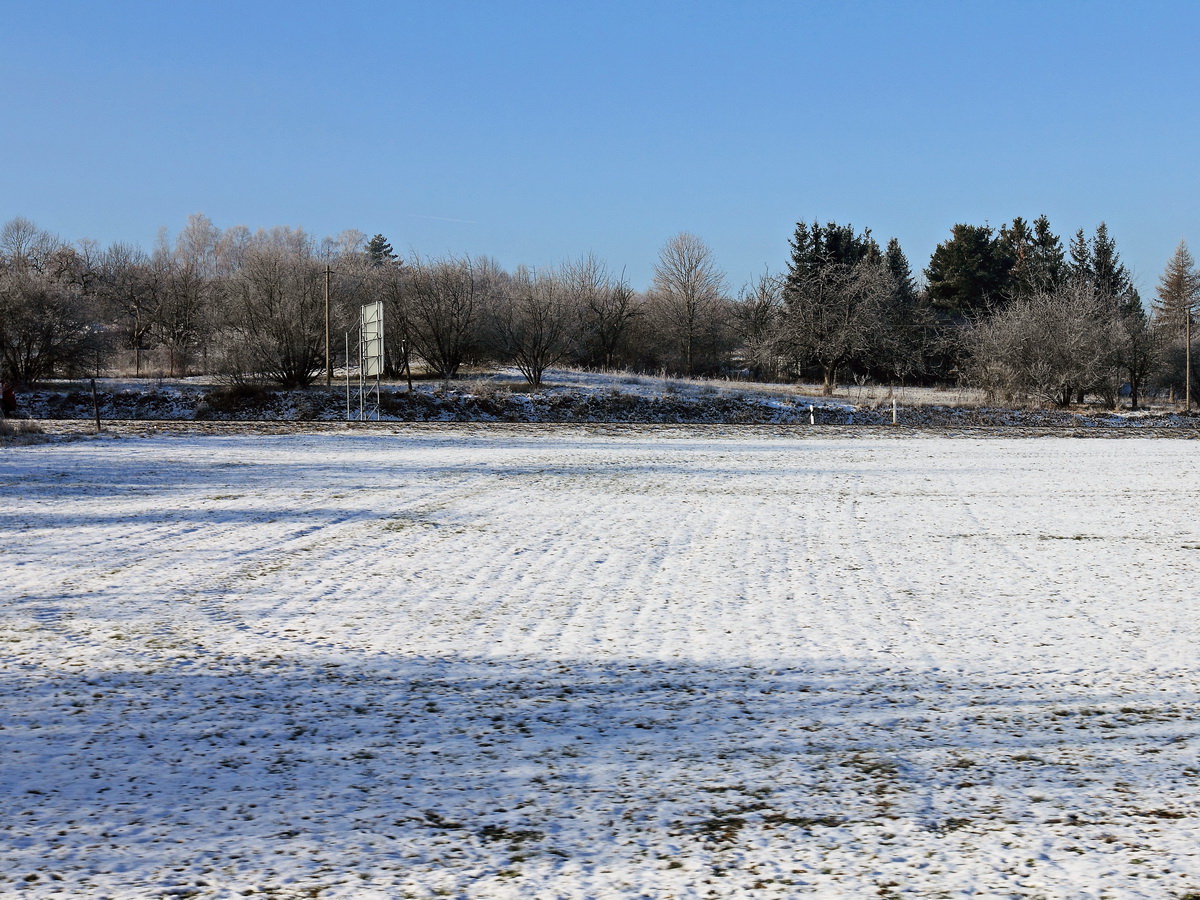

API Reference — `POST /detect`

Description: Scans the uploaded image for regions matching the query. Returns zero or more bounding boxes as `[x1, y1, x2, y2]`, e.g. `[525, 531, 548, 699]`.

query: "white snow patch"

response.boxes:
[2, 430, 1200, 898]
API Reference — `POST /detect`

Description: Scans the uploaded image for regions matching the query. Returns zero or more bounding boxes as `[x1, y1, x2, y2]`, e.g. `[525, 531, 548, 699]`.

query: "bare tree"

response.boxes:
[966, 282, 1119, 407]
[650, 232, 728, 375]
[1114, 308, 1163, 409]
[0, 218, 102, 385]
[133, 221, 225, 377]
[563, 254, 641, 370]
[95, 242, 164, 376]
[731, 269, 782, 379]
[489, 266, 576, 386]
[218, 230, 325, 386]
[0, 269, 100, 385]
[214, 225, 253, 278]
[0, 217, 62, 274]
[320, 229, 369, 264]
[156, 254, 212, 376]
[175, 213, 222, 277]
[779, 257, 892, 395]
[405, 255, 497, 379]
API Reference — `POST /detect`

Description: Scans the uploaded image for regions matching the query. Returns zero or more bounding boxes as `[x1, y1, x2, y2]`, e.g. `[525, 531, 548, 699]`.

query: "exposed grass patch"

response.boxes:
[0, 417, 46, 443]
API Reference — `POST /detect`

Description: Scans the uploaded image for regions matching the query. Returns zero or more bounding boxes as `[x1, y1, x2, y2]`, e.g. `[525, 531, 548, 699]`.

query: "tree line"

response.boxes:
[1, 212, 1196, 406]
[758, 217, 1196, 407]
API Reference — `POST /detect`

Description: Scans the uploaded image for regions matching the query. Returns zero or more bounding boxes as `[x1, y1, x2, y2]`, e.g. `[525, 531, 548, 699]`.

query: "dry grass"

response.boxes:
[0, 417, 46, 444]
[588, 371, 992, 408]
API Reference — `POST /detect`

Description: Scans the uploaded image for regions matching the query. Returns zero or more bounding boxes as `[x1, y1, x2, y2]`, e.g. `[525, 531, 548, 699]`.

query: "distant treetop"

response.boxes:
[366, 234, 397, 267]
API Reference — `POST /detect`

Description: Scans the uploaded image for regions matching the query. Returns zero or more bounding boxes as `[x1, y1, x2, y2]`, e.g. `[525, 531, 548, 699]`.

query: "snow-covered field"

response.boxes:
[3, 427, 1200, 899]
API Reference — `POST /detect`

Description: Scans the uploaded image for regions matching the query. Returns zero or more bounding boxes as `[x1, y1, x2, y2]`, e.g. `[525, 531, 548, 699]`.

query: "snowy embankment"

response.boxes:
[3, 430, 1200, 898]
[19, 375, 1200, 427]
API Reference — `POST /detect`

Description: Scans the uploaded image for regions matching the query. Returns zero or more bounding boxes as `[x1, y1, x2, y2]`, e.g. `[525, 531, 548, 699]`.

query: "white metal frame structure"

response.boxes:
[355, 301, 384, 421]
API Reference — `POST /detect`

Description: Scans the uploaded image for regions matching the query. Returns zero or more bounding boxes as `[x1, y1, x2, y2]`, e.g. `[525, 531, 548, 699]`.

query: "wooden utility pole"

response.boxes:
[90, 379, 102, 434]
[1187, 308, 1193, 411]
[325, 265, 332, 386]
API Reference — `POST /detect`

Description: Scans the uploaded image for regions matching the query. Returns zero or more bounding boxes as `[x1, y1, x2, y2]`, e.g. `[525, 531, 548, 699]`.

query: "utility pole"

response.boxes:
[1187, 306, 1193, 411]
[325, 265, 332, 386]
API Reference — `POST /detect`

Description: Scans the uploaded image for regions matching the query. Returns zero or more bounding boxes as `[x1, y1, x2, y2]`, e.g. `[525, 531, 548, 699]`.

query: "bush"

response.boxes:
[202, 384, 276, 414]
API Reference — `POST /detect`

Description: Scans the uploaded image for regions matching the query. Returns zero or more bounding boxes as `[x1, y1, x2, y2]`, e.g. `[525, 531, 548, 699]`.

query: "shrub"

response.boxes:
[202, 384, 276, 414]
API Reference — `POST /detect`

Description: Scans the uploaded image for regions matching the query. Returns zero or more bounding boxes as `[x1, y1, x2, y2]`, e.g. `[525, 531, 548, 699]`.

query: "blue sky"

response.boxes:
[3, 1, 1198, 294]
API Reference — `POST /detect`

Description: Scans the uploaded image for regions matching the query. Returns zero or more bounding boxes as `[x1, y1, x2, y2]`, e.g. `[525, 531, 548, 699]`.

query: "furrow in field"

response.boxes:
[6, 432, 1200, 900]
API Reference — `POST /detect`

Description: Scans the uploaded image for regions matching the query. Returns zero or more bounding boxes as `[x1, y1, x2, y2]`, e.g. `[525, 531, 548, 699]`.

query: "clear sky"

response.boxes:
[3, 0, 1198, 294]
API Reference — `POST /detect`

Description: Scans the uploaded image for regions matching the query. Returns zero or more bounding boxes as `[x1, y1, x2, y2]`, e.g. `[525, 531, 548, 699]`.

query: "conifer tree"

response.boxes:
[924, 224, 1014, 316]
[1068, 229, 1092, 286]
[366, 234, 397, 267]
[1153, 240, 1199, 404]
[1154, 241, 1199, 330]
[1089, 223, 1140, 315]
[1061, 224, 1143, 404]
[879, 237, 929, 380]
[1000, 217, 1035, 298]
[1028, 215, 1066, 292]
[884, 237, 918, 305]
[784, 221, 876, 287]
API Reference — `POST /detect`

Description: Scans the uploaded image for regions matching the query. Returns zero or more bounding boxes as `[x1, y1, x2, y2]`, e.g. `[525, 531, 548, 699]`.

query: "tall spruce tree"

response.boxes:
[366, 234, 397, 267]
[1154, 240, 1199, 331]
[1028, 215, 1066, 292]
[784, 221, 876, 286]
[878, 237, 929, 380]
[1068, 229, 1093, 286]
[924, 224, 1014, 317]
[884, 237, 918, 305]
[1000, 216, 1067, 298]
[1000, 217, 1035, 298]
[1090, 222, 1139, 314]
[1061, 223, 1143, 403]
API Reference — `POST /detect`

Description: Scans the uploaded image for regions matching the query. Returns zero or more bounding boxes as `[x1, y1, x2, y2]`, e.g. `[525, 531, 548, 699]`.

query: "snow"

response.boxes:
[3, 427, 1200, 898]
[18, 371, 1200, 427]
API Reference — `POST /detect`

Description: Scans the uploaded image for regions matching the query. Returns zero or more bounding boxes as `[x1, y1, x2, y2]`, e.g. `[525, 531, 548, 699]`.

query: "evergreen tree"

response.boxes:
[1150, 241, 1197, 403]
[1028, 215, 1066, 292]
[1061, 224, 1143, 403]
[784, 221, 876, 286]
[1153, 240, 1199, 330]
[884, 237, 918, 305]
[877, 237, 930, 381]
[366, 234, 397, 267]
[1000, 217, 1035, 298]
[783, 221, 821, 283]
[1068, 229, 1092, 286]
[1090, 222, 1139, 314]
[924, 224, 1014, 317]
